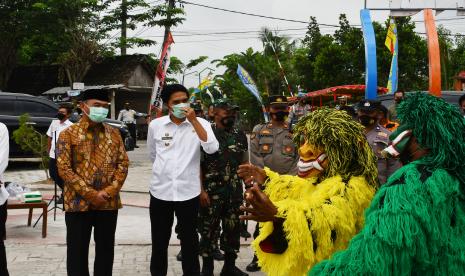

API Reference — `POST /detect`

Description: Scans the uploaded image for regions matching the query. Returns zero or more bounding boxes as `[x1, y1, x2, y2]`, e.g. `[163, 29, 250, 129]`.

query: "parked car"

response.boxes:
[377, 91, 465, 109]
[0, 92, 134, 158]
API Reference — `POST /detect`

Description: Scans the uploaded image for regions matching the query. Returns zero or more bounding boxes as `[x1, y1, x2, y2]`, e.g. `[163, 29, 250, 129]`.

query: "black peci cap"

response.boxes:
[79, 89, 110, 102]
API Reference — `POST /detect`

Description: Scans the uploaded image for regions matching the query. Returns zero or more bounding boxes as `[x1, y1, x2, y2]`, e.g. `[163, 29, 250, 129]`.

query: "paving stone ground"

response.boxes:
[4, 142, 264, 276]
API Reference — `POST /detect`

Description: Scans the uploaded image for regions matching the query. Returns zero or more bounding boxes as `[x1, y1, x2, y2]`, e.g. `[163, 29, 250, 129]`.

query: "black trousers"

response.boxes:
[127, 123, 137, 146]
[49, 158, 64, 190]
[65, 210, 118, 276]
[150, 195, 200, 276]
[0, 200, 8, 276]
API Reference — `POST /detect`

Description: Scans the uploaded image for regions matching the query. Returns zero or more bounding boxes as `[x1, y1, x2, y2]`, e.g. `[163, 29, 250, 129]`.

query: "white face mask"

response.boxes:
[297, 153, 327, 176]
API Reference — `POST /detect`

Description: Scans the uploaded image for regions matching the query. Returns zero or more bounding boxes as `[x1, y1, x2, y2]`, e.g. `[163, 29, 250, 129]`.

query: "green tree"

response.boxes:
[101, 0, 185, 54]
[12, 114, 49, 179]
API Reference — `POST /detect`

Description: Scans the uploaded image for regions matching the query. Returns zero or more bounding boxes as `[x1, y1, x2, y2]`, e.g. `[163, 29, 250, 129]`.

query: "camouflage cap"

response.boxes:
[213, 98, 239, 110]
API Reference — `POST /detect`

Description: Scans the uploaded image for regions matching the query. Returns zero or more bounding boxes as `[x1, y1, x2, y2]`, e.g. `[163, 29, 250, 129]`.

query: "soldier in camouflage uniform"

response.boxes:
[246, 95, 299, 272]
[357, 99, 401, 185]
[199, 99, 249, 276]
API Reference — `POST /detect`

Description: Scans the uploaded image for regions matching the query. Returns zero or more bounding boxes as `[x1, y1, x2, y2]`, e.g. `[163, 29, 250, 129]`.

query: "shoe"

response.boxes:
[245, 256, 260, 272]
[176, 250, 182, 262]
[240, 229, 251, 239]
[220, 265, 249, 276]
[135, 145, 139, 148]
[213, 247, 225, 261]
[200, 257, 214, 276]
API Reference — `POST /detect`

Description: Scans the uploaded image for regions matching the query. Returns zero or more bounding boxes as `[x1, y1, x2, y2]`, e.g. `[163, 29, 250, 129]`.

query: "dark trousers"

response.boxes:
[49, 158, 64, 190]
[0, 200, 8, 276]
[150, 195, 200, 276]
[65, 210, 118, 276]
[127, 123, 137, 146]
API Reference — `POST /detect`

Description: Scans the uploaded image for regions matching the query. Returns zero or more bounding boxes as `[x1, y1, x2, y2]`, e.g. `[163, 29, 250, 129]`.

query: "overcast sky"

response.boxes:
[127, 0, 465, 88]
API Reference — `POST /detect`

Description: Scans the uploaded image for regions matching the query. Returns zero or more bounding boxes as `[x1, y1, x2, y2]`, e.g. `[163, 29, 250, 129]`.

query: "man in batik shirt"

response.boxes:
[57, 89, 129, 276]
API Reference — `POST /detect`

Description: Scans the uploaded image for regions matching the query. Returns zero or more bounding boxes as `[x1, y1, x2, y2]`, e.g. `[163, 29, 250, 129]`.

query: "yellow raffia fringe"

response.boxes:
[252, 168, 375, 276]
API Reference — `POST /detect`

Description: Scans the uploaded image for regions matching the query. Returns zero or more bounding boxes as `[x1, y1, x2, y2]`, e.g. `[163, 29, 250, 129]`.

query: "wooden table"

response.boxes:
[7, 200, 47, 238]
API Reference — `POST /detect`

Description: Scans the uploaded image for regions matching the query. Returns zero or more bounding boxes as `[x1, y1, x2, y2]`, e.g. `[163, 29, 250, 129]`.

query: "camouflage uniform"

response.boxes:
[198, 125, 248, 258]
[366, 124, 402, 184]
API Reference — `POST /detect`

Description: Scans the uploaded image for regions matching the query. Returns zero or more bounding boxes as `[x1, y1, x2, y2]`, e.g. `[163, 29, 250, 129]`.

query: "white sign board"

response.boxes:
[72, 82, 85, 90]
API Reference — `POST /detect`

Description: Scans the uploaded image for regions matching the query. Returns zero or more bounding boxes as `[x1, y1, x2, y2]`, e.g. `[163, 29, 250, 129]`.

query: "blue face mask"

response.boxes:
[85, 105, 108, 123]
[172, 103, 189, 119]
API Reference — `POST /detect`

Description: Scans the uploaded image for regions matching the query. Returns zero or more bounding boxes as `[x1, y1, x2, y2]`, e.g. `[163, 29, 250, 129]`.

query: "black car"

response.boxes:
[0, 92, 134, 158]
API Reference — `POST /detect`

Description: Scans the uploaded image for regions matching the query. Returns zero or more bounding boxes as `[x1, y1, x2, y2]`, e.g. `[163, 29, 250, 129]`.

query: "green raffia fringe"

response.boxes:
[310, 162, 465, 275]
[396, 92, 465, 184]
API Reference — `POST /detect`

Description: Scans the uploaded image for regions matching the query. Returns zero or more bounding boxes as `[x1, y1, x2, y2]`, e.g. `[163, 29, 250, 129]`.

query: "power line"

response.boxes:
[179, 0, 339, 27]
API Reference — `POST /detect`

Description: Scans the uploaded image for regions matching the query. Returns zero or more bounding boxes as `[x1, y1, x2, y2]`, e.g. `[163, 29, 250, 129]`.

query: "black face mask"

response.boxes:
[395, 98, 403, 104]
[358, 115, 376, 126]
[220, 116, 236, 129]
[271, 111, 289, 122]
[57, 113, 66, 120]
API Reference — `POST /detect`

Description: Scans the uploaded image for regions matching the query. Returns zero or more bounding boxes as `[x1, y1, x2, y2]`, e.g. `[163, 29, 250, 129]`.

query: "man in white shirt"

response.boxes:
[0, 122, 9, 276]
[147, 84, 219, 276]
[117, 102, 145, 148]
[46, 104, 73, 194]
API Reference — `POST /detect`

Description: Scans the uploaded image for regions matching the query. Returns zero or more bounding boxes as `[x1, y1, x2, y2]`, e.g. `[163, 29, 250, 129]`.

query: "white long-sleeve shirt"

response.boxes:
[147, 116, 219, 201]
[0, 123, 9, 205]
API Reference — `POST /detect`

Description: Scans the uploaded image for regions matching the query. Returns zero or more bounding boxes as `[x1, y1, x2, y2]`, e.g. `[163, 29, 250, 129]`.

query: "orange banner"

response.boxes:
[424, 9, 441, 97]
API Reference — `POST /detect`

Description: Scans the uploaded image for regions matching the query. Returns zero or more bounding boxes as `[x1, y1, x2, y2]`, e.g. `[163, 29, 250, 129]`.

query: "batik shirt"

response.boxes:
[57, 116, 129, 212]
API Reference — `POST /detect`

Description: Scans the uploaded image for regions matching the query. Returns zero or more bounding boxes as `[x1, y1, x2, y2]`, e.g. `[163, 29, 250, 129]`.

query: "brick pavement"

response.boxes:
[4, 142, 265, 276]
[6, 243, 263, 276]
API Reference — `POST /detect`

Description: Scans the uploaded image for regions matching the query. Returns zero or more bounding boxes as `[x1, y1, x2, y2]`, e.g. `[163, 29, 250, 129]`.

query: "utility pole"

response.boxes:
[121, 0, 128, 55]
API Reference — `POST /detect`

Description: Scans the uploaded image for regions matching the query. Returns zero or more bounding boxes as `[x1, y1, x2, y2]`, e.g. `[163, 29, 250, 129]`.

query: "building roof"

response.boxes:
[42, 84, 132, 95]
[7, 54, 155, 96]
[83, 54, 155, 85]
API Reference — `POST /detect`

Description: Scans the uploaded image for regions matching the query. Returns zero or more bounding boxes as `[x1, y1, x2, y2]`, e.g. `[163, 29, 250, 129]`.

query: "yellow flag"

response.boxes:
[198, 74, 212, 90]
[385, 20, 397, 54]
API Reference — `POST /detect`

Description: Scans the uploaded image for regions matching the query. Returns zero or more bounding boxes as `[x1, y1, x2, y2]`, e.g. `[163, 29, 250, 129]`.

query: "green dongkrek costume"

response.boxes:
[310, 92, 465, 275]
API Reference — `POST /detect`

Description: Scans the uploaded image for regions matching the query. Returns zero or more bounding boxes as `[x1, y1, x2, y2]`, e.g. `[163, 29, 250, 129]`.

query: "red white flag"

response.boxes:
[149, 32, 174, 118]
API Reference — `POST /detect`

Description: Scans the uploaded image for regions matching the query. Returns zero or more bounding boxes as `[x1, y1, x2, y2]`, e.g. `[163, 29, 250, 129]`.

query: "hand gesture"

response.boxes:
[237, 164, 267, 186]
[183, 107, 197, 123]
[240, 184, 278, 222]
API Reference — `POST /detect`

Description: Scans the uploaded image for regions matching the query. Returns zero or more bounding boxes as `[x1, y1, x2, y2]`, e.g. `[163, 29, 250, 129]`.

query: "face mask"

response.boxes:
[271, 111, 289, 122]
[358, 115, 376, 126]
[57, 113, 66, 121]
[172, 103, 189, 119]
[297, 153, 327, 177]
[85, 105, 108, 123]
[220, 116, 236, 129]
[395, 98, 403, 104]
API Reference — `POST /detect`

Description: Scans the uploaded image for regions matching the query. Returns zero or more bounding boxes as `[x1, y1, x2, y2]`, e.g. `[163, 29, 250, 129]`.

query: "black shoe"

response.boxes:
[176, 250, 182, 262]
[220, 265, 249, 276]
[134, 145, 139, 148]
[213, 247, 225, 261]
[240, 229, 251, 239]
[245, 259, 260, 272]
[201, 257, 214, 276]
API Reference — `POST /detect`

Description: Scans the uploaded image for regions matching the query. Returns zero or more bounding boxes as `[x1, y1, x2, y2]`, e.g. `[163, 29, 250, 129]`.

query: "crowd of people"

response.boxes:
[1, 83, 465, 276]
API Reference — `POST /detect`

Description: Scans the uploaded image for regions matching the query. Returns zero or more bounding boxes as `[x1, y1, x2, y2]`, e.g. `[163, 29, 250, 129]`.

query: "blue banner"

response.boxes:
[236, 64, 263, 104]
[360, 9, 378, 99]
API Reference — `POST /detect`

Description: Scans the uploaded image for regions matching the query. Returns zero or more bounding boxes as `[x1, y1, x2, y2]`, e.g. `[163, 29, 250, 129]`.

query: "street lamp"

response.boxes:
[182, 70, 198, 85]
[198, 67, 215, 86]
